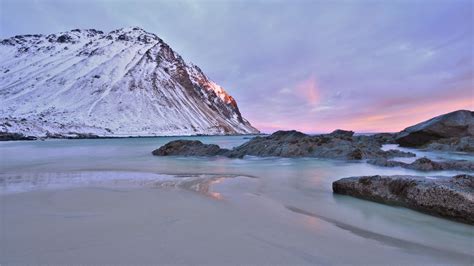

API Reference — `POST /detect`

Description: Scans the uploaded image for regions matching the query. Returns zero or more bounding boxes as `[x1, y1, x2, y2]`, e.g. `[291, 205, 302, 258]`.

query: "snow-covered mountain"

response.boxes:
[0, 27, 259, 137]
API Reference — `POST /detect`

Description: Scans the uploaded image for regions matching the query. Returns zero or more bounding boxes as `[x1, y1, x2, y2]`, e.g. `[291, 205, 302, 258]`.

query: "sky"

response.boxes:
[1, 0, 473, 133]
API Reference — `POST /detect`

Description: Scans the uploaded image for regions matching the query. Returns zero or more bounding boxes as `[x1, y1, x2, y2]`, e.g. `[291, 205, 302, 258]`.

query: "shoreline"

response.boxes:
[1, 169, 472, 264]
[0, 132, 267, 142]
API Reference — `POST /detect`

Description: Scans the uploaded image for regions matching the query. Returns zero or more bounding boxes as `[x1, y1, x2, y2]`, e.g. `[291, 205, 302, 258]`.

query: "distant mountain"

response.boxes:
[0, 27, 259, 137]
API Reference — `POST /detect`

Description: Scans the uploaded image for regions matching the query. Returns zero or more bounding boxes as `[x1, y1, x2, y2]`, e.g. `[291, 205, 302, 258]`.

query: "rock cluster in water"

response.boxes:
[152, 110, 474, 224]
[152, 130, 415, 160]
[368, 157, 474, 171]
[332, 174, 474, 224]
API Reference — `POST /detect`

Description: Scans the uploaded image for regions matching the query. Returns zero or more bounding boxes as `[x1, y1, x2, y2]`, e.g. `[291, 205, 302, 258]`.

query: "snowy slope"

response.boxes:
[0, 27, 259, 137]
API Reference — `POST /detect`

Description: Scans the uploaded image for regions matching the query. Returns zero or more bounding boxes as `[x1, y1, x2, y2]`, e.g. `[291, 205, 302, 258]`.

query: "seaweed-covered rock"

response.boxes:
[333, 174, 474, 224]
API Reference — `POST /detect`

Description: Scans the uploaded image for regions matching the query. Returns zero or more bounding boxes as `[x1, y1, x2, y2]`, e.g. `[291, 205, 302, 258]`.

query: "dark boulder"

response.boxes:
[225, 130, 313, 158]
[396, 110, 474, 147]
[152, 140, 229, 156]
[333, 174, 474, 224]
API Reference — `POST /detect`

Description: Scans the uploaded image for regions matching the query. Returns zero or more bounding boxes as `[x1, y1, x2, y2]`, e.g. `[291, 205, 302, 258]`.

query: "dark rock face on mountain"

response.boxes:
[368, 157, 474, 171]
[152, 140, 228, 156]
[333, 174, 474, 224]
[396, 110, 474, 150]
[153, 130, 415, 160]
[0, 132, 37, 141]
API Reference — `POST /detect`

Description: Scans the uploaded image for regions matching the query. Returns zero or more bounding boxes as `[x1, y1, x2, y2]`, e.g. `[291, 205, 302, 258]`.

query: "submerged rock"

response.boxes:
[332, 174, 474, 224]
[396, 110, 474, 149]
[153, 130, 415, 160]
[368, 157, 474, 171]
[152, 140, 229, 156]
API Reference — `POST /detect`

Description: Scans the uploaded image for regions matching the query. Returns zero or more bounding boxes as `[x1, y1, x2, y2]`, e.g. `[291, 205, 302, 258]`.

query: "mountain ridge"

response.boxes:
[0, 27, 259, 137]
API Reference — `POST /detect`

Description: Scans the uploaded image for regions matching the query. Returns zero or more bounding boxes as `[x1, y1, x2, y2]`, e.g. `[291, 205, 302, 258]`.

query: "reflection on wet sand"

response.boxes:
[285, 205, 474, 261]
[0, 171, 254, 201]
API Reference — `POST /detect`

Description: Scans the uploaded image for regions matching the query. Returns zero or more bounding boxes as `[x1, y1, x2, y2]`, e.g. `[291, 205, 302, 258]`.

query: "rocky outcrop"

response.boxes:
[227, 130, 414, 159]
[0, 132, 37, 141]
[152, 140, 229, 156]
[368, 157, 474, 171]
[332, 174, 474, 224]
[396, 110, 474, 149]
[153, 130, 415, 160]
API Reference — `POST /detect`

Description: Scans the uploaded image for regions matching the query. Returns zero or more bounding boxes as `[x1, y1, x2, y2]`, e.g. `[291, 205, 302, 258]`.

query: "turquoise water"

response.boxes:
[0, 136, 473, 264]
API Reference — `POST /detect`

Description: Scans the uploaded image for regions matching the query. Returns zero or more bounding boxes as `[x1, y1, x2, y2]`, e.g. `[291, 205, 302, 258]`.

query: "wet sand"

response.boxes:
[1, 172, 472, 265]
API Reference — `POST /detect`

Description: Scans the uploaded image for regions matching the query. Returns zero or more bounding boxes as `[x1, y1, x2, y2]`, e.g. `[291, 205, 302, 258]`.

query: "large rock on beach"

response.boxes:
[333, 174, 474, 224]
[396, 110, 474, 149]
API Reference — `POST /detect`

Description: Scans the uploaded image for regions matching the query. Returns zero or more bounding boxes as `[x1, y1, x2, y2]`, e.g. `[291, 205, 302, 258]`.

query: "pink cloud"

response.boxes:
[294, 75, 320, 106]
[252, 92, 472, 134]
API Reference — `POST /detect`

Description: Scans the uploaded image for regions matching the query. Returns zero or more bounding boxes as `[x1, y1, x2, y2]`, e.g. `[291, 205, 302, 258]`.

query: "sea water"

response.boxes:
[0, 136, 472, 264]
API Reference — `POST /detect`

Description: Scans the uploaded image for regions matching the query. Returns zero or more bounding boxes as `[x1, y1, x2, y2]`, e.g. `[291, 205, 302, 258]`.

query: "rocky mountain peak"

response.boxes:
[0, 27, 259, 137]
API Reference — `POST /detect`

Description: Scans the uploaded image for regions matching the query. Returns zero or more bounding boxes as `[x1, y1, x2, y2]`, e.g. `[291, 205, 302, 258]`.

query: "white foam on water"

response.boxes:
[0, 171, 183, 194]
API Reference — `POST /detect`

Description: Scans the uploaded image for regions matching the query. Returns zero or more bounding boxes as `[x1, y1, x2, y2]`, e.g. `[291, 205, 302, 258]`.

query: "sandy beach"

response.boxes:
[1, 170, 472, 265]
